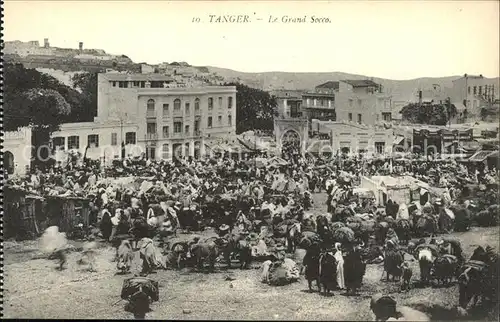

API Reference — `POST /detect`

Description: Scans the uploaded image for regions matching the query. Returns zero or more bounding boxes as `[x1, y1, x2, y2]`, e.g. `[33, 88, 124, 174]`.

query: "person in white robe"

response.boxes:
[334, 242, 345, 289]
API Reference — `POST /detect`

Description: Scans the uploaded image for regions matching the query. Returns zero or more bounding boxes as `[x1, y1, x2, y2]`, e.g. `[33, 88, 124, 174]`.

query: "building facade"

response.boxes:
[309, 121, 394, 156]
[271, 90, 309, 156]
[3, 127, 32, 176]
[302, 81, 337, 122]
[50, 73, 237, 163]
[270, 89, 305, 119]
[302, 80, 393, 126]
[450, 74, 499, 122]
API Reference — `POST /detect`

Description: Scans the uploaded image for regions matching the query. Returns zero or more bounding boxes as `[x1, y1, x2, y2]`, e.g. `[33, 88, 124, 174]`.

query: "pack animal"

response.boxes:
[432, 254, 459, 286]
[382, 247, 404, 282]
[416, 247, 435, 285]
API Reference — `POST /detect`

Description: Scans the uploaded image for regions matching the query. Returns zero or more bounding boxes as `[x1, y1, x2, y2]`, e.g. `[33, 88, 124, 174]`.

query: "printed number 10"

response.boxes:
[192, 17, 201, 23]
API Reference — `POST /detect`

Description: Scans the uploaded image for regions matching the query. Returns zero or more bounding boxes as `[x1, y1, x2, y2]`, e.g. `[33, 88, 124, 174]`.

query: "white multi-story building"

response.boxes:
[50, 73, 237, 163]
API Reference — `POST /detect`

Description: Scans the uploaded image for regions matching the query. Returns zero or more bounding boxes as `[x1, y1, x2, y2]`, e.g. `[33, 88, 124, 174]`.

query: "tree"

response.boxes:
[4, 63, 77, 169]
[224, 82, 278, 133]
[400, 98, 457, 126]
[71, 72, 98, 122]
[4, 64, 74, 131]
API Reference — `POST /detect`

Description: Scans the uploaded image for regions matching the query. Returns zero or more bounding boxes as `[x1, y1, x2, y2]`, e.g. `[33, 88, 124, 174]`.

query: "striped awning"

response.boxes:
[468, 150, 498, 162]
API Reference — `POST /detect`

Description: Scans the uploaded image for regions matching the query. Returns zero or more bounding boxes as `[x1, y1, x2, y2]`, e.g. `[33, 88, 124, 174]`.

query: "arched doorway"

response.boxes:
[4, 151, 15, 174]
[281, 130, 301, 160]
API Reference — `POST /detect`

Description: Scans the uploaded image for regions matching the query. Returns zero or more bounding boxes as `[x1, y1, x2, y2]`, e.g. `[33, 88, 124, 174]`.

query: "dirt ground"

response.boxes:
[3, 193, 499, 320]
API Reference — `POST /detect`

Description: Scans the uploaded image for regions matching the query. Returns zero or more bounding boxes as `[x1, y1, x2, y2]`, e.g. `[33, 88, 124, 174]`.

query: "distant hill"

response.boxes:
[204, 66, 500, 102]
[9, 37, 497, 103]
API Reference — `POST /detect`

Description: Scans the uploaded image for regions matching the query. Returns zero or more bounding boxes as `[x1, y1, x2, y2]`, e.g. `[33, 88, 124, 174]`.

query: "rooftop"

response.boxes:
[302, 92, 336, 98]
[453, 74, 484, 81]
[315, 81, 340, 90]
[340, 79, 380, 88]
[100, 73, 174, 82]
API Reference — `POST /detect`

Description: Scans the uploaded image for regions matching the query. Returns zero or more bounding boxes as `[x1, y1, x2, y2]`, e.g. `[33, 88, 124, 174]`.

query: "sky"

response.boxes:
[4, 1, 500, 80]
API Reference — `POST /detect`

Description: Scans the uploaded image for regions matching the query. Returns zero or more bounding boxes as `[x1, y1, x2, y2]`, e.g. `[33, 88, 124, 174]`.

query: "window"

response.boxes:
[162, 104, 169, 117]
[174, 99, 181, 111]
[146, 147, 156, 160]
[479, 86, 482, 95]
[375, 142, 385, 154]
[185, 125, 190, 134]
[118, 81, 129, 88]
[68, 136, 79, 150]
[208, 97, 213, 110]
[348, 113, 353, 121]
[349, 99, 353, 107]
[358, 113, 362, 123]
[147, 99, 155, 117]
[133, 81, 140, 87]
[162, 126, 169, 138]
[88, 134, 99, 148]
[52, 137, 65, 150]
[194, 118, 200, 135]
[147, 123, 157, 134]
[125, 132, 136, 145]
[140, 81, 146, 88]
[112, 81, 116, 87]
[111, 133, 118, 146]
[218, 97, 222, 107]
[218, 115, 222, 125]
[195, 98, 200, 111]
[468, 86, 471, 94]
[382, 112, 392, 121]
[228, 97, 233, 109]
[358, 99, 362, 107]
[228, 115, 232, 126]
[151, 81, 164, 88]
[174, 121, 182, 133]
[208, 116, 213, 128]
[185, 102, 190, 115]
[473, 86, 477, 95]
[162, 144, 170, 159]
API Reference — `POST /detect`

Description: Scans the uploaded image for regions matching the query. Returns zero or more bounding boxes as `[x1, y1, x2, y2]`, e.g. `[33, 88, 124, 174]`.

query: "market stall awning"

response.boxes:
[468, 150, 498, 162]
[393, 136, 405, 145]
[237, 138, 262, 152]
[267, 156, 289, 167]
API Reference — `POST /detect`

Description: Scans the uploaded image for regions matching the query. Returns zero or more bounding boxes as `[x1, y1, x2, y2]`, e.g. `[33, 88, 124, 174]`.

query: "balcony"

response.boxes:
[146, 111, 156, 119]
[144, 133, 158, 140]
[303, 103, 336, 110]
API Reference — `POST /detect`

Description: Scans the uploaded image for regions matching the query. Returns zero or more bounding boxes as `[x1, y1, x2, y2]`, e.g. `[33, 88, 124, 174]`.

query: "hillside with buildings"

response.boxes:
[204, 66, 500, 102]
[6, 38, 499, 104]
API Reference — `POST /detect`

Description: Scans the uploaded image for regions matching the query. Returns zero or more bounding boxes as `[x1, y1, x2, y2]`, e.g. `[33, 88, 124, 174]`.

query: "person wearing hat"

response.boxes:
[218, 224, 231, 238]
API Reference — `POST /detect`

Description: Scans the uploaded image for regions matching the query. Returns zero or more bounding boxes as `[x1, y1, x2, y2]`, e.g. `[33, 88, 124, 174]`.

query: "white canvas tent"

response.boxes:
[359, 175, 430, 206]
